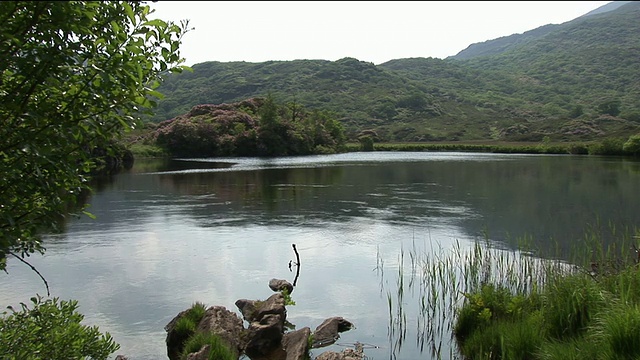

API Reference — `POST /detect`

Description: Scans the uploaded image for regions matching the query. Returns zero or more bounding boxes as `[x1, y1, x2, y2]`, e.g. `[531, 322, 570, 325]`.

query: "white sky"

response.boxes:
[150, 1, 612, 66]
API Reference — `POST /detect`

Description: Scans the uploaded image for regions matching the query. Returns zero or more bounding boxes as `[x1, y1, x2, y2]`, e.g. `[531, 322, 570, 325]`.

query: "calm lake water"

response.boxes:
[1, 152, 639, 360]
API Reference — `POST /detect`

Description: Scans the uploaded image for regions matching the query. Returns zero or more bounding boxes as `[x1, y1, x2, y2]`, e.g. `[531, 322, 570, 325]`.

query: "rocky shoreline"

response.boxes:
[161, 278, 363, 360]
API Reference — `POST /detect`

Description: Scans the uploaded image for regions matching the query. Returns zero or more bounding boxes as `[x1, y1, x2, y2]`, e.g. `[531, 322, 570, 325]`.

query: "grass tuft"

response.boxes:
[179, 331, 236, 360]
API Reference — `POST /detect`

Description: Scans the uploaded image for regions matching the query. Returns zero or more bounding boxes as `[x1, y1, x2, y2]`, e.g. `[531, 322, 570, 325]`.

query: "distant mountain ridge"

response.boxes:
[151, 1, 640, 143]
[449, 24, 561, 60]
[581, 0, 632, 17]
[450, 1, 633, 60]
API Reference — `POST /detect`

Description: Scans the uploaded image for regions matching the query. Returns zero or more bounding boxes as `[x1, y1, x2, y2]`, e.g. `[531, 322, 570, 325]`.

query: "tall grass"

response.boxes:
[180, 332, 236, 360]
[380, 236, 561, 359]
[378, 224, 640, 359]
[174, 301, 207, 340]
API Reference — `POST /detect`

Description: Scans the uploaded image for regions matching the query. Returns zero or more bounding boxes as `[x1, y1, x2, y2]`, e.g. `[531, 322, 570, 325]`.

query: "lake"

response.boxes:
[1, 151, 639, 360]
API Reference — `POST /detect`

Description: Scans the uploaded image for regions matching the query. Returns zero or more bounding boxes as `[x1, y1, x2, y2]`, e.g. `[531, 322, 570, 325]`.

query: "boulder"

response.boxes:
[244, 313, 286, 358]
[165, 308, 192, 360]
[282, 327, 311, 360]
[196, 306, 244, 358]
[235, 298, 258, 322]
[269, 278, 294, 293]
[311, 317, 355, 348]
[236, 293, 287, 323]
[314, 342, 364, 360]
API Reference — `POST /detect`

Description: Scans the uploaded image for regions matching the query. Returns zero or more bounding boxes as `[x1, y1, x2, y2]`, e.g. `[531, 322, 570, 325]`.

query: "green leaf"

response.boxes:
[122, 2, 135, 24]
[146, 89, 165, 100]
[142, 19, 167, 28]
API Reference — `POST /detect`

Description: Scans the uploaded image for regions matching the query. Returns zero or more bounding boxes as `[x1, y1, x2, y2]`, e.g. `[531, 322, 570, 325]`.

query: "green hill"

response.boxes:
[149, 1, 640, 143]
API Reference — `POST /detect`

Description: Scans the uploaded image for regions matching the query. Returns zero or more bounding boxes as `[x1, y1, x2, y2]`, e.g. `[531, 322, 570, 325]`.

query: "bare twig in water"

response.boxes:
[292, 244, 301, 286]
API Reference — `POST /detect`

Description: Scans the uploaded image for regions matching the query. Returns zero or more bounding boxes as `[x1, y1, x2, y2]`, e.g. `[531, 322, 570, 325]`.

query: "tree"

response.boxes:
[0, 1, 190, 272]
[596, 99, 622, 117]
[397, 92, 428, 111]
[623, 134, 640, 156]
[1, 3, 190, 357]
[569, 104, 584, 118]
[359, 136, 375, 151]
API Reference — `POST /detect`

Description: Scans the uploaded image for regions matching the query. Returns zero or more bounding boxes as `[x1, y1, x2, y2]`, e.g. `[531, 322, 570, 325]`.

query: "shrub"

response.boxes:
[567, 143, 589, 155]
[359, 135, 374, 151]
[454, 284, 517, 341]
[588, 138, 625, 155]
[455, 284, 544, 358]
[623, 134, 640, 156]
[0, 296, 119, 360]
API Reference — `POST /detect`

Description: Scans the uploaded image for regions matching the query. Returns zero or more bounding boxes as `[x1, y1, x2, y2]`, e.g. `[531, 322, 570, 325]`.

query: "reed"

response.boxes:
[380, 236, 550, 358]
[378, 223, 640, 359]
[595, 302, 640, 359]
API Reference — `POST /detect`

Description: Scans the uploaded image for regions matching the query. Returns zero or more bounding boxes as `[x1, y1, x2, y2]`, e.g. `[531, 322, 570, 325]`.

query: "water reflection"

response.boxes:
[125, 154, 640, 255]
[1, 152, 639, 360]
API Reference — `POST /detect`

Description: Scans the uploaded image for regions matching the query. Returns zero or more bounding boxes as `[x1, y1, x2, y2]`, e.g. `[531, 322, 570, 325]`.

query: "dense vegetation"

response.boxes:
[380, 224, 640, 360]
[453, 244, 640, 359]
[0, 296, 120, 358]
[0, 1, 189, 358]
[139, 94, 346, 157]
[146, 2, 640, 144]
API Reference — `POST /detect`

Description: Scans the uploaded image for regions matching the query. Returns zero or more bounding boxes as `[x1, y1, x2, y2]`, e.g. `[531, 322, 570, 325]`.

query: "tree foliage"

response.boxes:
[623, 134, 640, 156]
[0, 1, 190, 269]
[153, 95, 346, 157]
[597, 99, 622, 117]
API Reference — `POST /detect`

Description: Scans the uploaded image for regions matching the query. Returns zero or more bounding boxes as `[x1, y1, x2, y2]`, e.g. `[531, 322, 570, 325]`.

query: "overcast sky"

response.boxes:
[150, 1, 612, 66]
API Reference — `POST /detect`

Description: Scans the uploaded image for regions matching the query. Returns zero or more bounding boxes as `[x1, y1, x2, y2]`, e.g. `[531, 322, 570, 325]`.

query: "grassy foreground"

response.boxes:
[380, 226, 640, 360]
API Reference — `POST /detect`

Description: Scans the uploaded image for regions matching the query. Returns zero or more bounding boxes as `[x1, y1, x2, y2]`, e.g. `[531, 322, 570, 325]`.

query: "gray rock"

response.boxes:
[165, 308, 193, 360]
[315, 342, 365, 360]
[196, 306, 244, 358]
[312, 317, 355, 348]
[244, 313, 285, 358]
[185, 344, 210, 360]
[235, 298, 258, 322]
[269, 278, 294, 293]
[237, 293, 287, 323]
[282, 327, 311, 360]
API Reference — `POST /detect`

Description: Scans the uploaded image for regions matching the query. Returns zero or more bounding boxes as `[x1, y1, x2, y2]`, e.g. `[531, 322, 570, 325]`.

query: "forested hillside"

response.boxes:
[149, 1, 640, 143]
